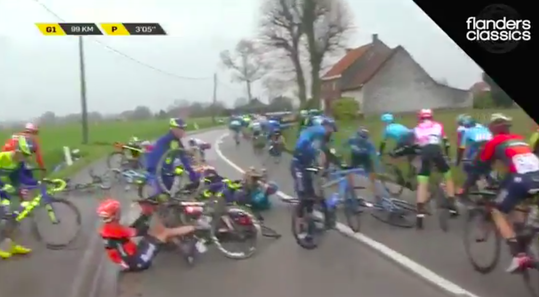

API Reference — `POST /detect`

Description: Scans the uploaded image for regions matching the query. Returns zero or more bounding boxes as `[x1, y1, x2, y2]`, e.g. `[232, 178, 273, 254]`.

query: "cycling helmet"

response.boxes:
[300, 110, 308, 116]
[16, 136, 36, 156]
[357, 127, 369, 139]
[380, 113, 394, 123]
[488, 113, 512, 134]
[188, 138, 196, 145]
[169, 118, 187, 128]
[129, 136, 139, 143]
[97, 198, 121, 222]
[418, 109, 433, 120]
[321, 117, 337, 132]
[456, 114, 468, 125]
[24, 122, 39, 134]
[462, 116, 476, 128]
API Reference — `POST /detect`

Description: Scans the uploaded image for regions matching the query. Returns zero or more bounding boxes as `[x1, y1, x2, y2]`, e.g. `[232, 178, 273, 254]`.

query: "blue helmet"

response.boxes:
[381, 113, 394, 123]
[462, 116, 476, 128]
[357, 127, 369, 139]
[321, 117, 337, 132]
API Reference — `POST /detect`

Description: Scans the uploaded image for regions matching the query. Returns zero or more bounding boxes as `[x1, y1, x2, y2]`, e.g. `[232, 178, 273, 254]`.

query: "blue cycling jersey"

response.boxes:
[293, 125, 327, 164]
[267, 120, 280, 132]
[382, 123, 412, 144]
[347, 136, 376, 156]
[460, 124, 492, 159]
[145, 132, 197, 181]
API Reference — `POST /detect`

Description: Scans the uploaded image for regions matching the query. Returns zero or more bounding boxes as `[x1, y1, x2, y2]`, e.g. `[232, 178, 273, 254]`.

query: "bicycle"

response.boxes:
[380, 153, 419, 197]
[462, 187, 539, 297]
[0, 178, 82, 250]
[58, 168, 114, 194]
[265, 138, 283, 164]
[107, 142, 146, 170]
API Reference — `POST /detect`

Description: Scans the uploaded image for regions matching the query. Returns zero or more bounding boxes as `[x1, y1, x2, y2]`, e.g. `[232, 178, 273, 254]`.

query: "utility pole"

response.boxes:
[212, 73, 217, 124]
[78, 36, 89, 144]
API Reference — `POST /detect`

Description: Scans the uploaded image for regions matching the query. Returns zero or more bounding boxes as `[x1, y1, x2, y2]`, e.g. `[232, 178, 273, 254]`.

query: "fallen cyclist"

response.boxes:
[98, 197, 210, 272]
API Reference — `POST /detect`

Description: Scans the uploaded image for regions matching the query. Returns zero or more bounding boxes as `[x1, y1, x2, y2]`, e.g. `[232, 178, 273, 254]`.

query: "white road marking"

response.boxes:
[214, 132, 481, 297]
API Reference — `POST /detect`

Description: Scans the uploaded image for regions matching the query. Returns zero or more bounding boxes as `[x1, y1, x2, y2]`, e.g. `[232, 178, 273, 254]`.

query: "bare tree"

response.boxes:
[220, 39, 266, 102]
[259, 0, 308, 106]
[302, 0, 353, 107]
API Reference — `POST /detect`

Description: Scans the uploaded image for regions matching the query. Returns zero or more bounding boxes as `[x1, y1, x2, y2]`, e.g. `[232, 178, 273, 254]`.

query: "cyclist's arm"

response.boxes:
[456, 131, 467, 166]
[33, 137, 45, 169]
[18, 162, 38, 185]
[173, 140, 198, 182]
[439, 124, 450, 156]
[462, 140, 496, 191]
[529, 132, 539, 152]
[378, 129, 388, 154]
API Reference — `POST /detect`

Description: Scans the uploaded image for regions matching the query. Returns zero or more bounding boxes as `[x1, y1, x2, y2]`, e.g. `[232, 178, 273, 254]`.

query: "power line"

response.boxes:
[33, 0, 212, 81]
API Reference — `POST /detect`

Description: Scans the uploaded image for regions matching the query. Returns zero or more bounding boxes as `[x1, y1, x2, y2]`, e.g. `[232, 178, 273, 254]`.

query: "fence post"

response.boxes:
[63, 146, 73, 166]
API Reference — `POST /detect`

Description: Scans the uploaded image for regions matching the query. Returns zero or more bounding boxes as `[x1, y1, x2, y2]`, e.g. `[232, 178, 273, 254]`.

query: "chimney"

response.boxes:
[372, 33, 378, 43]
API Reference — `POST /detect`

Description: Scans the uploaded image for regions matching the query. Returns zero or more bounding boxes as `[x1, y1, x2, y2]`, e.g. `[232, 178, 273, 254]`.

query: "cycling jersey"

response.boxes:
[293, 125, 327, 165]
[347, 136, 378, 173]
[383, 123, 412, 144]
[456, 125, 467, 146]
[145, 132, 197, 183]
[413, 120, 446, 147]
[250, 121, 262, 131]
[0, 152, 38, 199]
[100, 219, 161, 271]
[478, 134, 539, 174]
[460, 124, 492, 160]
[267, 120, 280, 132]
[3, 133, 44, 169]
[413, 120, 450, 177]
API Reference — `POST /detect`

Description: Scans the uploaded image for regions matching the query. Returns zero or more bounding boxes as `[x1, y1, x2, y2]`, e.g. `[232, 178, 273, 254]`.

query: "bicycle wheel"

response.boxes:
[212, 206, 259, 259]
[522, 234, 539, 297]
[380, 163, 406, 197]
[462, 207, 501, 273]
[370, 199, 416, 228]
[342, 188, 361, 232]
[31, 198, 82, 250]
[291, 203, 325, 249]
[107, 151, 126, 169]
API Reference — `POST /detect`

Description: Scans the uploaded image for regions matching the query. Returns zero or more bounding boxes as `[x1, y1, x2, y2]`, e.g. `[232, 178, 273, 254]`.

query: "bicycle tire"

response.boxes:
[343, 188, 361, 232]
[462, 207, 501, 274]
[107, 151, 126, 169]
[369, 201, 416, 228]
[31, 198, 82, 250]
[380, 163, 406, 197]
[156, 148, 185, 195]
[212, 206, 259, 259]
[261, 225, 281, 238]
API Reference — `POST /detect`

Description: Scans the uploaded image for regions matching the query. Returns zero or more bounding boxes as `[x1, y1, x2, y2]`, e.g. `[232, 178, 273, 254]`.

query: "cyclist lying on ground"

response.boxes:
[459, 113, 539, 273]
[0, 136, 38, 259]
[3, 122, 45, 178]
[98, 198, 208, 272]
[145, 118, 200, 195]
[291, 117, 337, 239]
[411, 109, 458, 225]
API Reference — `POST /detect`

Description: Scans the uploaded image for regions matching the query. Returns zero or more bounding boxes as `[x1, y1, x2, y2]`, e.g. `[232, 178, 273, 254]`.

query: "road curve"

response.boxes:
[214, 130, 537, 297]
[119, 129, 451, 297]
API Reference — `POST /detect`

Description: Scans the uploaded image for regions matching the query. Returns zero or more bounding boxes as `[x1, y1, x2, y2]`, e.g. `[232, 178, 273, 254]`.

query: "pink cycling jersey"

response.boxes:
[413, 120, 446, 147]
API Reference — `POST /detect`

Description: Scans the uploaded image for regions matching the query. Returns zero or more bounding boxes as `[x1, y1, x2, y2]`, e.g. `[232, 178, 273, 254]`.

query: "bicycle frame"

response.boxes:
[14, 180, 66, 222]
[121, 169, 147, 183]
[321, 167, 366, 198]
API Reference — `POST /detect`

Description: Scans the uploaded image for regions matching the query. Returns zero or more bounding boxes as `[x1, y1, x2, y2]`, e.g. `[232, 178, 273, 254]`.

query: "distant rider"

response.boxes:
[3, 123, 45, 177]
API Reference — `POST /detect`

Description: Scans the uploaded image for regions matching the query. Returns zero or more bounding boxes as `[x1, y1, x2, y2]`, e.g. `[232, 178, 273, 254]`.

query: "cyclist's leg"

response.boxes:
[433, 148, 457, 212]
[493, 173, 537, 271]
[416, 146, 433, 216]
[291, 161, 314, 234]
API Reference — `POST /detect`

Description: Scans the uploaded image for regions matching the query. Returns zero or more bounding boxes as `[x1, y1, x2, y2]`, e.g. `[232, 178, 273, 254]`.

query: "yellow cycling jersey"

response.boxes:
[0, 151, 18, 170]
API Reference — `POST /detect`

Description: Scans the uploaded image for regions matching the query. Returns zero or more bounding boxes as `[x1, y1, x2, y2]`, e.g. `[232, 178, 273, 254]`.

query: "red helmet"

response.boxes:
[97, 198, 121, 222]
[418, 109, 433, 120]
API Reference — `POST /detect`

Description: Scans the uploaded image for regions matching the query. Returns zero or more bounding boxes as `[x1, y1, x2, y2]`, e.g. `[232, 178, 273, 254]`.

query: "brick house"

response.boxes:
[320, 34, 472, 114]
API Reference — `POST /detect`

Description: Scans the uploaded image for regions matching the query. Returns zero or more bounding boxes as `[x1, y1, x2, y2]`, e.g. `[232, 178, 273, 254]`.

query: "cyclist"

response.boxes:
[378, 113, 414, 161]
[249, 120, 263, 138]
[268, 129, 285, 157]
[267, 118, 281, 139]
[346, 127, 383, 202]
[97, 198, 206, 271]
[456, 116, 492, 174]
[145, 118, 199, 195]
[229, 117, 243, 144]
[187, 138, 210, 163]
[0, 136, 38, 259]
[459, 113, 539, 273]
[456, 114, 469, 148]
[412, 109, 457, 228]
[3, 123, 45, 176]
[291, 117, 337, 239]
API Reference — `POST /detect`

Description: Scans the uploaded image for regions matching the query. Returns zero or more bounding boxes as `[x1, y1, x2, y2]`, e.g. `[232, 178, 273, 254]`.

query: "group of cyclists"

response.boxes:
[290, 108, 539, 273]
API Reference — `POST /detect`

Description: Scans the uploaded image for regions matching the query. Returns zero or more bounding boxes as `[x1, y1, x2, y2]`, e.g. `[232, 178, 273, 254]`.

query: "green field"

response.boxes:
[0, 117, 220, 178]
[283, 108, 536, 184]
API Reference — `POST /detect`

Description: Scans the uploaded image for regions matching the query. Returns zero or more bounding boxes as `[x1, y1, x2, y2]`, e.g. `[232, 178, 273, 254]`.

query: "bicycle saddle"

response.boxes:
[305, 167, 321, 173]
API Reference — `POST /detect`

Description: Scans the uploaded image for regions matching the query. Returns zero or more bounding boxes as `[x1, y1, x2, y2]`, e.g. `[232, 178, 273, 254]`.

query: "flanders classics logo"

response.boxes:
[466, 4, 531, 54]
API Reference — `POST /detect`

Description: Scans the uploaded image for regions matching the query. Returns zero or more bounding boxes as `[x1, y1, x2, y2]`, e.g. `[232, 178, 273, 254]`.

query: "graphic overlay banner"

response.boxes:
[411, 1, 534, 120]
[100, 23, 166, 35]
[36, 23, 103, 35]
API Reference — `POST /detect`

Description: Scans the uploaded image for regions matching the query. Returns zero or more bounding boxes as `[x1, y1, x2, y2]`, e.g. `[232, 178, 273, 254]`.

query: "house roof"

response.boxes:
[341, 47, 395, 90]
[322, 44, 371, 78]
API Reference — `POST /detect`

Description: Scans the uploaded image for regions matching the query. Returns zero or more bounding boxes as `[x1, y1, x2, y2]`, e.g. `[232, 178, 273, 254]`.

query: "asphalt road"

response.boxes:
[119, 129, 457, 297]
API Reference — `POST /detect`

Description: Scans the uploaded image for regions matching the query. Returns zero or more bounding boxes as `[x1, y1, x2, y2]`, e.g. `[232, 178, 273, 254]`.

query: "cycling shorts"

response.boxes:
[417, 144, 450, 177]
[350, 154, 373, 174]
[391, 144, 418, 158]
[495, 172, 539, 213]
[290, 159, 314, 199]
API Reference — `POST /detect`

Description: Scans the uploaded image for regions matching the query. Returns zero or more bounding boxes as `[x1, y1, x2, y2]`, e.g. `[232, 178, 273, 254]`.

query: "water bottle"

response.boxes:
[327, 193, 340, 210]
[527, 206, 539, 227]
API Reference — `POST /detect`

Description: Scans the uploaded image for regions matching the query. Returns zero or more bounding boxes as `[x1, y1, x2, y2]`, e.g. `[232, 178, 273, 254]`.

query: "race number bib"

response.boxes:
[474, 133, 491, 142]
[513, 153, 539, 174]
[428, 134, 440, 144]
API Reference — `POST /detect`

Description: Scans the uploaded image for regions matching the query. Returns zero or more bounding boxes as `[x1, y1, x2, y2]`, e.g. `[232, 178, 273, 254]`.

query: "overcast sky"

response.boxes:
[0, 0, 482, 121]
